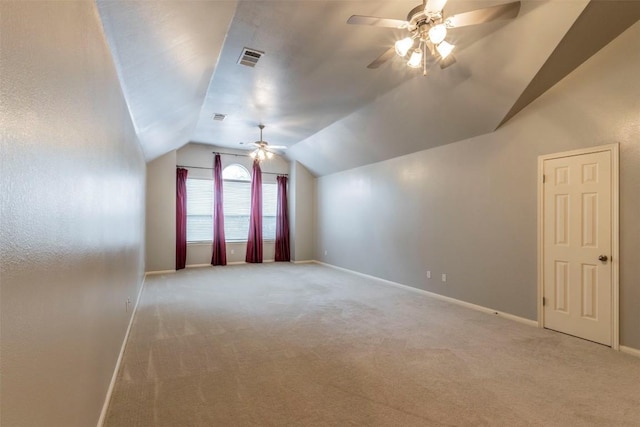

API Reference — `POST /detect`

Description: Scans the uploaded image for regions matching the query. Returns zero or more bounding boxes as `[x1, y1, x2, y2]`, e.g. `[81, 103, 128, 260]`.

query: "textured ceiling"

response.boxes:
[97, 1, 640, 176]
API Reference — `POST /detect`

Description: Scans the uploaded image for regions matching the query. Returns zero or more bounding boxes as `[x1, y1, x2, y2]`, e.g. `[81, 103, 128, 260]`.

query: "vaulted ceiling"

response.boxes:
[97, 1, 640, 176]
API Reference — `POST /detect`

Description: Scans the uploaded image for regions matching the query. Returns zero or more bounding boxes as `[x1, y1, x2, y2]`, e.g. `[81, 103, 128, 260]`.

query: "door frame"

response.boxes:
[537, 143, 619, 349]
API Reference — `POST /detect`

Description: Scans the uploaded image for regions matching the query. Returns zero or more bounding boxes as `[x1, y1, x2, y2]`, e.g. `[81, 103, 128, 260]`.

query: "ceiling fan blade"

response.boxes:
[347, 15, 408, 29]
[440, 54, 457, 69]
[267, 145, 287, 149]
[367, 47, 396, 69]
[446, 1, 521, 28]
[425, 0, 449, 14]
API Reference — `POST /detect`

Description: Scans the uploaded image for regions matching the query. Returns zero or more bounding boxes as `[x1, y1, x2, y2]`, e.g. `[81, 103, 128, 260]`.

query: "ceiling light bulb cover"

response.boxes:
[250, 150, 257, 159]
[266, 151, 274, 159]
[395, 37, 413, 57]
[258, 149, 266, 160]
[428, 24, 447, 44]
[436, 41, 454, 59]
[407, 48, 423, 68]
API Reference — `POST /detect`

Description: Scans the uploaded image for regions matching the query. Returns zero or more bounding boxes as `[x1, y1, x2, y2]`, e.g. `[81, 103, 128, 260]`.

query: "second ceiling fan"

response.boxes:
[348, 0, 521, 75]
[249, 125, 287, 161]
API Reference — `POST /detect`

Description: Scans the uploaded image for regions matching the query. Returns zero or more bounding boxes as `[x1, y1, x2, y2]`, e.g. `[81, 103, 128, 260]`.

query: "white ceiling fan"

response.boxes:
[249, 124, 287, 161]
[348, 0, 521, 75]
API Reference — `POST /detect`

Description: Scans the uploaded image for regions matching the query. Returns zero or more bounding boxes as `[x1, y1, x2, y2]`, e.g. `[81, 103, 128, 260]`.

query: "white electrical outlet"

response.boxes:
[231, 249, 235, 254]
[442, 274, 447, 282]
[427, 270, 431, 279]
[324, 250, 328, 256]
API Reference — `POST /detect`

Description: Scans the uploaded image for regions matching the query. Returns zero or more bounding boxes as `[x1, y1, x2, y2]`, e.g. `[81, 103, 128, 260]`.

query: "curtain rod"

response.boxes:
[212, 151, 253, 158]
[177, 165, 288, 177]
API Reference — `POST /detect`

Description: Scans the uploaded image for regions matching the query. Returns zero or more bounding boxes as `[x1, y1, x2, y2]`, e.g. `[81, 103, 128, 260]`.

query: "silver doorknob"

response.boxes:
[598, 255, 608, 262]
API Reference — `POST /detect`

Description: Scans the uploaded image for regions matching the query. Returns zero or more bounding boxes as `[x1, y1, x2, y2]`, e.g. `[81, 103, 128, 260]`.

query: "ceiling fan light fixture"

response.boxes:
[407, 48, 423, 68]
[395, 37, 413, 57]
[436, 41, 454, 59]
[349, 0, 522, 75]
[428, 24, 447, 44]
[248, 124, 287, 162]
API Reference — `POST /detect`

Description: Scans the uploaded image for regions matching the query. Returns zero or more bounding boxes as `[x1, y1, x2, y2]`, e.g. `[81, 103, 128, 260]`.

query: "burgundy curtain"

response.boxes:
[211, 154, 227, 265]
[245, 160, 263, 263]
[275, 176, 290, 262]
[176, 168, 188, 270]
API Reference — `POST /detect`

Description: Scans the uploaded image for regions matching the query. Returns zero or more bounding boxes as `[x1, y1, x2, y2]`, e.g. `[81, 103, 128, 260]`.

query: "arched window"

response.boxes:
[222, 164, 250, 181]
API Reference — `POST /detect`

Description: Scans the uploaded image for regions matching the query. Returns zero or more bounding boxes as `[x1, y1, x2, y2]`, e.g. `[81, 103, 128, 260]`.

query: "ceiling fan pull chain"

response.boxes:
[423, 49, 428, 76]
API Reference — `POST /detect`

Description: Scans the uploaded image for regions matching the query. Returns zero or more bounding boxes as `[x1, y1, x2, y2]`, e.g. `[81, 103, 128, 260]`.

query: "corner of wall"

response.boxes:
[145, 150, 177, 272]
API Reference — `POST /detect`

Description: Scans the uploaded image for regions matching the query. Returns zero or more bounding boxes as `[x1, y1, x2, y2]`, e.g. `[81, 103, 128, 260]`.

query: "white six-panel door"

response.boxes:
[542, 149, 614, 346]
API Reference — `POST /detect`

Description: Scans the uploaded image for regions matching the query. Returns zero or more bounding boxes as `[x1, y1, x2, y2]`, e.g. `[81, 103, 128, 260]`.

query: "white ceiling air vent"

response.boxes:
[212, 113, 226, 121]
[238, 48, 264, 68]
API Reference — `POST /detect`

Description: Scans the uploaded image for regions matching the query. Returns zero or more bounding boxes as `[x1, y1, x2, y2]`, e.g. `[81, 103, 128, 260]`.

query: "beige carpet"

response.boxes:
[105, 263, 640, 426]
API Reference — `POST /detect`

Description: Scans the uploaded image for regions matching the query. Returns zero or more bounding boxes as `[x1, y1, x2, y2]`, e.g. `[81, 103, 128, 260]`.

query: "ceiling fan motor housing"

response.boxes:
[407, 5, 443, 32]
[403, 5, 445, 60]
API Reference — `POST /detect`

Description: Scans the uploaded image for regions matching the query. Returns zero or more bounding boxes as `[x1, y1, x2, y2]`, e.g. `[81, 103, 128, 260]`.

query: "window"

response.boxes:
[222, 164, 277, 241]
[222, 165, 251, 241]
[185, 164, 277, 243]
[222, 164, 250, 181]
[262, 182, 277, 240]
[186, 178, 213, 242]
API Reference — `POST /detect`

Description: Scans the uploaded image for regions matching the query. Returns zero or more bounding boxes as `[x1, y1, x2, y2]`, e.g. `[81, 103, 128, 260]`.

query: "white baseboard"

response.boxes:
[226, 260, 275, 265]
[145, 269, 175, 276]
[186, 264, 211, 269]
[315, 261, 538, 328]
[620, 345, 640, 358]
[97, 274, 146, 426]
[292, 260, 315, 264]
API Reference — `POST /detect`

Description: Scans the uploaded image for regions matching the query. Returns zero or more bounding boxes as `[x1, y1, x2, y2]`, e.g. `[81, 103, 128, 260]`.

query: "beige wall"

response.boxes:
[316, 22, 640, 349]
[146, 151, 177, 272]
[289, 161, 316, 262]
[0, 2, 146, 426]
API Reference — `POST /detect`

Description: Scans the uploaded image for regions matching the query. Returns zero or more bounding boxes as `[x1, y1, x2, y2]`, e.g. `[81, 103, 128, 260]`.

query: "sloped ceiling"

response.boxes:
[97, 1, 237, 160]
[97, 1, 640, 176]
